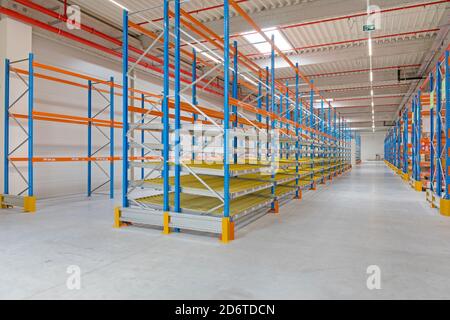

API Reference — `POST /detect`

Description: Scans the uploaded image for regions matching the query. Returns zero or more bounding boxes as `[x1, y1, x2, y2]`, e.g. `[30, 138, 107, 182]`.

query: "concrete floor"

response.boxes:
[1, 162, 450, 299]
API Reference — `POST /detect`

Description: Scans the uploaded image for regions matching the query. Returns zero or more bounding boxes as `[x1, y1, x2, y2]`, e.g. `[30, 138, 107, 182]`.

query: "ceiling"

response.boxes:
[3, 0, 450, 132]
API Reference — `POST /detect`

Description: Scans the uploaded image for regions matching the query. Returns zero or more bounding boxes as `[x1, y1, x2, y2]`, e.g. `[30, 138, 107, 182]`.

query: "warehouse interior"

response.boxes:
[0, 0, 449, 300]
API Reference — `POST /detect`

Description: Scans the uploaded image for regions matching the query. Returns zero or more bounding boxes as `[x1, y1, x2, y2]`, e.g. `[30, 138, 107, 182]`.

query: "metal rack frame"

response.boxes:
[386, 48, 449, 216]
[1, 56, 116, 212]
[426, 50, 449, 214]
[116, 0, 352, 242]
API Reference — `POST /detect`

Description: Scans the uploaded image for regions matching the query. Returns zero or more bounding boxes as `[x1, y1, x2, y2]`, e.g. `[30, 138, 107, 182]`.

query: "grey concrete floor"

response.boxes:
[1, 162, 450, 299]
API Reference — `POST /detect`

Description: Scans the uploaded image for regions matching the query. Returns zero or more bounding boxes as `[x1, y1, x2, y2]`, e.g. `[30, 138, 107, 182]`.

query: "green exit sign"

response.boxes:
[363, 25, 376, 32]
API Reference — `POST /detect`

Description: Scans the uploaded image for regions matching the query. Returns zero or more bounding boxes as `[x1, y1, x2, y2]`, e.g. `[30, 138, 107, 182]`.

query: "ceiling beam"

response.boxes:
[395, 3, 450, 118]
[254, 38, 434, 70]
[204, 0, 431, 35]
[283, 70, 417, 88]
[278, 64, 421, 81]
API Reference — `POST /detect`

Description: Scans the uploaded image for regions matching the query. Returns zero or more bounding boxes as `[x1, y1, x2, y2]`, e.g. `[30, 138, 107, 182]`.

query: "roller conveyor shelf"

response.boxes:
[133, 165, 321, 199]
[133, 174, 273, 199]
[129, 123, 260, 138]
[135, 190, 273, 218]
[313, 173, 325, 182]
[132, 162, 271, 177]
[134, 176, 311, 219]
[239, 170, 308, 185]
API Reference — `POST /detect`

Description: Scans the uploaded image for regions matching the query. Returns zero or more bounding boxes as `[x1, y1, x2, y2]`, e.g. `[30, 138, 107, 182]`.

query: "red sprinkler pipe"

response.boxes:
[282, 0, 449, 31]
[63, 0, 67, 17]
[143, 0, 250, 24]
[0, 5, 223, 97]
[12, 0, 224, 93]
[1, 7, 121, 59]
[180, 0, 449, 47]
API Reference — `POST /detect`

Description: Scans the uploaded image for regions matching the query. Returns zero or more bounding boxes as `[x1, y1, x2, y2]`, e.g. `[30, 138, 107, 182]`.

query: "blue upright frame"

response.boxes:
[444, 51, 450, 199]
[232, 41, 239, 165]
[223, 0, 231, 218]
[174, 0, 181, 213]
[402, 107, 408, 175]
[88, 80, 93, 196]
[429, 71, 434, 193]
[28, 53, 34, 197]
[192, 49, 198, 161]
[3, 59, 10, 195]
[436, 59, 442, 198]
[162, 1, 170, 212]
[122, 9, 129, 208]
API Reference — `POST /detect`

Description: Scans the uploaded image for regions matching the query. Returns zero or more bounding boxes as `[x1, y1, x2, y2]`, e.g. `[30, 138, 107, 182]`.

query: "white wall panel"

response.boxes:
[0, 17, 32, 194]
[361, 132, 385, 161]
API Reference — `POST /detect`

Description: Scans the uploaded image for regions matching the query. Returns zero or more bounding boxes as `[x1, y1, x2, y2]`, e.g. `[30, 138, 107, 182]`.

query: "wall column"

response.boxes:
[0, 17, 32, 193]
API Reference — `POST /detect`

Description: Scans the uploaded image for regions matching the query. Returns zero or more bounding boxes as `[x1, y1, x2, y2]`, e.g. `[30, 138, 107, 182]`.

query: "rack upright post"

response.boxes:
[3, 59, 10, 196]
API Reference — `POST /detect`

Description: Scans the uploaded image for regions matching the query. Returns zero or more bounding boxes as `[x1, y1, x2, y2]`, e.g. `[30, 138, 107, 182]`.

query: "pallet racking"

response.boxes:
[385, 48, 449, 216]
[425, 50, 450, 214]
[1, 56, 152, 212]
[351, 132, 361, 165]
[1, 55, 115, 212]
[109, 1, 349, 241]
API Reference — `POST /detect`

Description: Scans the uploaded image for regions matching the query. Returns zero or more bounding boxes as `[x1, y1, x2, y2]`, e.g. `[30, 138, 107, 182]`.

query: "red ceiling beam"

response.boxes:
[0, 6, 223, 97]
[279, 0, 448, 32]
[140, 0, 250, 24]
[9, 1, 225, 94]
[179, 0, 447, 47]
[13, 0, 163, 65]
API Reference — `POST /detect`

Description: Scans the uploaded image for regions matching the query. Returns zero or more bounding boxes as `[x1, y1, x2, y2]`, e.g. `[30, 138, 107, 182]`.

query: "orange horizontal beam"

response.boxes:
[11, 64, 341, 142]
[9, 156, 159, 163]
[228, 0, 337, 115]
[173, 8, 258, 94]
[11, 68, 263, 131]
[34, 111, 118, 126]
[33, 61, 112, 87]
[11, 67, 160, 104]
[178, 7, 260, 75]
[34, 61, 160, 98]
[230, 97, 335, 140]
[12, 112, 122, 129]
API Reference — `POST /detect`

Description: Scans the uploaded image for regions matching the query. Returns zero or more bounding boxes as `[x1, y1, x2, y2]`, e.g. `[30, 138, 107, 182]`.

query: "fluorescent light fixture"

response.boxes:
[242, 28, 293, 54]
[368, 38, 373, 56]
[109, 0, 129, 10]
[315, 99, 334, 103]
[288, 83, 308, 87]
[371, 90, 374, 96]
[241, 74, 258, 86]
[371, 101, 374, 107]
[370, 71, 373, 82]
[199, 51, 220, 64]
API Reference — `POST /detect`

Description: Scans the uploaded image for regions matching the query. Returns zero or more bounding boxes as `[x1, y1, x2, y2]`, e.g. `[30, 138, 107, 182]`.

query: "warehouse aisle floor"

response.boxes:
[1, 162, 450, 299]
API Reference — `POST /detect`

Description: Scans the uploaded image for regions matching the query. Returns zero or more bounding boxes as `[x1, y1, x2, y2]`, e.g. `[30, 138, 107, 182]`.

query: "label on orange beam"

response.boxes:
[10, 156, 161, 163]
